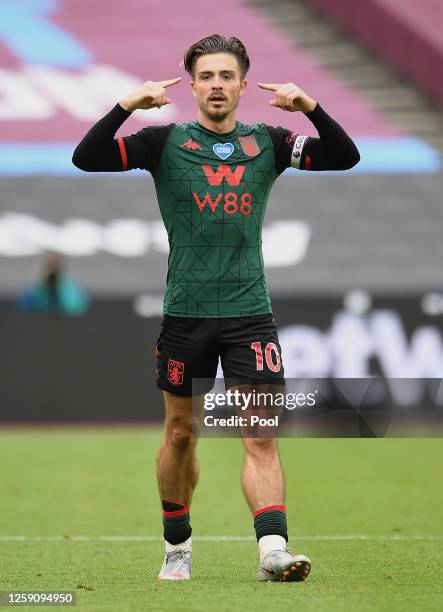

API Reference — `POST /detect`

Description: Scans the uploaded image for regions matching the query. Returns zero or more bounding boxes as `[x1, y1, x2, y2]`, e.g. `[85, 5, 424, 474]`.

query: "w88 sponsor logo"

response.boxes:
[193, 191, 252, 215]
[192, 163, 253, 215]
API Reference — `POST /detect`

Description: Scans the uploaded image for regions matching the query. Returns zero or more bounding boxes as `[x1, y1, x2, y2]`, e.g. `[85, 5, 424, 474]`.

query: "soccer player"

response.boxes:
[73, 34, 360, 582]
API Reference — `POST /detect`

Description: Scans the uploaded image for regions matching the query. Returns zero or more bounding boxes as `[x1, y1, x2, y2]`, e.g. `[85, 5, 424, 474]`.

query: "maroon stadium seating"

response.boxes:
[307, 0, 443, 106]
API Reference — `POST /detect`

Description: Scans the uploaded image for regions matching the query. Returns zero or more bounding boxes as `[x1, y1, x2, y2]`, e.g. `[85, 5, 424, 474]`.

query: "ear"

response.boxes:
[239, 78, 248, 97]
[191, 80, 197, 98]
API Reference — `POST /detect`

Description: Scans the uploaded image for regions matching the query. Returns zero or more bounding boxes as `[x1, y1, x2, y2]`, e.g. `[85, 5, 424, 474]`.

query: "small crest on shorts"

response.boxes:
[168, 359, 185, 385]
[238, 134, 260, 157]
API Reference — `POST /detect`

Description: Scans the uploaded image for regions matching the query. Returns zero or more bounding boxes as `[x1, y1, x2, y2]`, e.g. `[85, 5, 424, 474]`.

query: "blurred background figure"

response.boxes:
[17, 253, 89, 316]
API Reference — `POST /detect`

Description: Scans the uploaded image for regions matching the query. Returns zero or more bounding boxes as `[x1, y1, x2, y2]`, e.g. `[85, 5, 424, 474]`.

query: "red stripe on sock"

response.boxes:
[253, 504, 286, 518]
[162, 506, 190, 518]
[117, 137, 128, 171]
[305, 155, 311, 171]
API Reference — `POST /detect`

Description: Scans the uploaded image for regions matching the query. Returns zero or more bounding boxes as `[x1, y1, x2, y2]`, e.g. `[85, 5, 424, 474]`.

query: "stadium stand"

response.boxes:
[305, 0, 443, 108]
[249, 0, 443, 153]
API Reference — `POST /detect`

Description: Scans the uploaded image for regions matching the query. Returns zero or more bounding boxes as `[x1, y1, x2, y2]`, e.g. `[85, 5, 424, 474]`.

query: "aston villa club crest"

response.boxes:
[238, 135, 260, 157]
[168, 359, 184, 385]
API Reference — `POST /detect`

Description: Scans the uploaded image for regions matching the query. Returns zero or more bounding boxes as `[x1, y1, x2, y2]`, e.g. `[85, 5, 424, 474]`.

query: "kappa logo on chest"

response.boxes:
[180, 139, 202, 150]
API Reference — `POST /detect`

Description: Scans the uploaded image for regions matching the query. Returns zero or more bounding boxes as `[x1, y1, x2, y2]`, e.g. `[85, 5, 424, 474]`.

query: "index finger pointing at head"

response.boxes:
[257, 83, 280, 91]
[160, 77, 182, 88]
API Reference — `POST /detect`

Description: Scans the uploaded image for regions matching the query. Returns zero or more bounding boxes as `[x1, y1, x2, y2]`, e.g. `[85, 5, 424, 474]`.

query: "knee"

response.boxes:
[167, 416, 194, 452]
[244, 437, 278, 459]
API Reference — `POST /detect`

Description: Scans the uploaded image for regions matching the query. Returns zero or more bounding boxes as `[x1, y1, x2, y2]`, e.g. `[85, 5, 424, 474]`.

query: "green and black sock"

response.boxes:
[253, 504, 288, 542]
[162, 499, 192, 545]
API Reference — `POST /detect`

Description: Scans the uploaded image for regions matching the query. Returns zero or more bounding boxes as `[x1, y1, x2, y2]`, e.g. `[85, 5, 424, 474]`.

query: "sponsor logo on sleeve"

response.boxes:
[291, 135, 308, 169]
[285, 132, 297, 147]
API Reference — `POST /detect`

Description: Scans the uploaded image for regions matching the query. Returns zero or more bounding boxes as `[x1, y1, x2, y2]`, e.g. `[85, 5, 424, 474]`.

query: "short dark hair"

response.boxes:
[184, 34, 250, 79]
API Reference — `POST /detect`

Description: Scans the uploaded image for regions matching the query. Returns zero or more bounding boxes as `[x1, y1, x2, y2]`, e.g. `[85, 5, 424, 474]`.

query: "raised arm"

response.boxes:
[259, 82, 360, 172]
[72, 78, 181, 173]
[72, 104, 132, 172]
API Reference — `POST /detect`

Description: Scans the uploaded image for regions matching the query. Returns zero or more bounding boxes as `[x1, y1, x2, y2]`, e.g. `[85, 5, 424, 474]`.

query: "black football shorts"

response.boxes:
[155, 313, 285, 397]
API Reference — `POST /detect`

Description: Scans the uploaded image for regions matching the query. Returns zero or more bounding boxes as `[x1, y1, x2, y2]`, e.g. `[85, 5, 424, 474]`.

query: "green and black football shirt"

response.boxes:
[73, 103, 359, 317]
[119, 118, 314, 317]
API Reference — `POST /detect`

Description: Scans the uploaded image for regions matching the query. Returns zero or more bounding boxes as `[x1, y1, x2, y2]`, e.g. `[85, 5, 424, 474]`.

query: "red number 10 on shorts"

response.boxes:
[250, 341, 281, 372]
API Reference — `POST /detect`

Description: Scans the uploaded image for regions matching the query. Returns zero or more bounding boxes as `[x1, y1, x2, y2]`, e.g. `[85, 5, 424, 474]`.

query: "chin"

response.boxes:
[205, 109, 229, 123]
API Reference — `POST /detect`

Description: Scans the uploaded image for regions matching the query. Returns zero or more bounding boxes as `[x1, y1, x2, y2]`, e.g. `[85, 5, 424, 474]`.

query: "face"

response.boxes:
[191, 52, 247, 123]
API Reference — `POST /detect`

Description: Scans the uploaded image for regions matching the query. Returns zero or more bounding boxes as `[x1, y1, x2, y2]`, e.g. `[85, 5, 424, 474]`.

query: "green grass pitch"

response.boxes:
[0, 428, 442, 611]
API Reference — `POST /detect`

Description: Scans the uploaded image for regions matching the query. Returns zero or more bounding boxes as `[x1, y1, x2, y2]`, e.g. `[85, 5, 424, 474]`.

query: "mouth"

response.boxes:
[208, 96, 226, 103]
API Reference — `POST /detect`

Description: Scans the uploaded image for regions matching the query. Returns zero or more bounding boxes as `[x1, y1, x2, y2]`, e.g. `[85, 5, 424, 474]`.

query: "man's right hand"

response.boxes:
[119, 77, 182, 112]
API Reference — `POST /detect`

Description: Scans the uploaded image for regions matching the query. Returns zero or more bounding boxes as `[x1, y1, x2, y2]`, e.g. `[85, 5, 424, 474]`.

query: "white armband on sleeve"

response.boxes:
[290, 135, 309, 169]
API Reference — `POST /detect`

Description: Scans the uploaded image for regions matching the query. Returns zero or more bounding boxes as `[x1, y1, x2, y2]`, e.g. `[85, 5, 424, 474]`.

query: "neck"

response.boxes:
[197, 109, 236, 134]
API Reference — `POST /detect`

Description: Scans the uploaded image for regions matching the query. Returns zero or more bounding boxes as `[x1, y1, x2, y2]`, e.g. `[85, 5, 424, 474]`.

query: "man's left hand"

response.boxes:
[257, 82, 316, 113]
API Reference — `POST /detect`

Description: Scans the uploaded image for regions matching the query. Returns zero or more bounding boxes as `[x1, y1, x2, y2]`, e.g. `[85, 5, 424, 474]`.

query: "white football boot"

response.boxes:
[158, 549, 192, 581]
[257, 549, 311, 582]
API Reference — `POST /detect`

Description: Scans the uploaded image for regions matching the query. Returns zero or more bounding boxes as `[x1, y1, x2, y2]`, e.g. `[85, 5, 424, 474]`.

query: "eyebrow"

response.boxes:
[197, 70, 236, 76]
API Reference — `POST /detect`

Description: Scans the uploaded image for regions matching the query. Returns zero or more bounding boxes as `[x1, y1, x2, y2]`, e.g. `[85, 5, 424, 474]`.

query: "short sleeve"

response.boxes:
[121, 124, 174, 173]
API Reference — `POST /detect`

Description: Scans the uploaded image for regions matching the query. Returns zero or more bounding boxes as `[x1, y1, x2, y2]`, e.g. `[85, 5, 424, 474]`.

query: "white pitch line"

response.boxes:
[0, 535, 442, 542]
